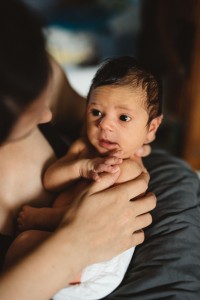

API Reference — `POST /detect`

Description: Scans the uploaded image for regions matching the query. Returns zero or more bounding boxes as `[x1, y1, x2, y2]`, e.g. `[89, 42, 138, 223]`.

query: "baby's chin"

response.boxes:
[91, 141, 134, 158]
[96, 147, 111, 156]
[95, 146, 129, 158]
[92, 146, 110, 156]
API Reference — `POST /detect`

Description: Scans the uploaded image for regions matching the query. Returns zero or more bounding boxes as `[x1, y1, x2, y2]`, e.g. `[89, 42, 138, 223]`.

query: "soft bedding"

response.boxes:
[103, 149, 200, 299]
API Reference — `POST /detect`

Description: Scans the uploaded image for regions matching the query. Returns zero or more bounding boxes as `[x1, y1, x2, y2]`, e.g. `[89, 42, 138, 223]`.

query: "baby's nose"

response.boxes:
[98, 116, 115, 131]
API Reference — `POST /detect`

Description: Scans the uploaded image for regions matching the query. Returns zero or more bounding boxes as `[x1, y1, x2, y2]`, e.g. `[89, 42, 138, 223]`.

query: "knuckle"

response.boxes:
[133, 230, 145, 246]
[138, 177, 148, 191]
[139, 232, 145, 244]
[146, 193, 157, 210]
[145, 213, 153, 226]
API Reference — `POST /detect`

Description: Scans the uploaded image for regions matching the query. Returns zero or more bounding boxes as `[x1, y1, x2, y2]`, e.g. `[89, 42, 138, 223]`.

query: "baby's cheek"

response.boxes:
[87, 128, 96, 144]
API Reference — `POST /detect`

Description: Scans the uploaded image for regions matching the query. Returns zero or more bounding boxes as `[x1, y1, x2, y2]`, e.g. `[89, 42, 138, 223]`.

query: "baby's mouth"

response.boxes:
[99, 139, 119, 150]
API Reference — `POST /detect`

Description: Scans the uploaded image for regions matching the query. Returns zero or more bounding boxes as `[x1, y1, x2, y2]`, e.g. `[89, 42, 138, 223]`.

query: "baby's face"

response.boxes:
[86, 85, 150, 159]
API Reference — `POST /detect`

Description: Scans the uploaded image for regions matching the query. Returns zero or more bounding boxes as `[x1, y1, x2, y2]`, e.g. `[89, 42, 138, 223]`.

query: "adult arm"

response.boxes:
[0, 166, 156, 300]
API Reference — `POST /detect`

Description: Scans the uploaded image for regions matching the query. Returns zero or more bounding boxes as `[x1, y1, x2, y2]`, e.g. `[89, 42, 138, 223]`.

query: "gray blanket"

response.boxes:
[103, 149, 200, 299]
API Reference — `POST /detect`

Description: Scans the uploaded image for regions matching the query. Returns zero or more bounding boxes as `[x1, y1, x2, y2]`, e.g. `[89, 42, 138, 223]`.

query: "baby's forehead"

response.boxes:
[91, 83, 146, 96]
[88, 85, 148, 115]
[91, 84, 147, 103]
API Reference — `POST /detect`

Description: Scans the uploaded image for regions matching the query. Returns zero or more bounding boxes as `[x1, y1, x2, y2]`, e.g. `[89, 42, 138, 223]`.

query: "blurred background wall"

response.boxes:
[22, 0, 200, 170]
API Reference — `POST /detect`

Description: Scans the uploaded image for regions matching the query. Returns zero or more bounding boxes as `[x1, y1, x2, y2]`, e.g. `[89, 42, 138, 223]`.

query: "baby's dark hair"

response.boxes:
[87, 56, 162, 124]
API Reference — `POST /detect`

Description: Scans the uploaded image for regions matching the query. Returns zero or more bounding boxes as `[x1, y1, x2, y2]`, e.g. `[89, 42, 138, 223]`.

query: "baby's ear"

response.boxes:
[145, 115, 163, 143]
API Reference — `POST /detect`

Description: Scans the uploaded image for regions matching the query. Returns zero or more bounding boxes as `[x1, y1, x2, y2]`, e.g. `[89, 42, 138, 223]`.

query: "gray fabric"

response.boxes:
[103, 149, 200, 299]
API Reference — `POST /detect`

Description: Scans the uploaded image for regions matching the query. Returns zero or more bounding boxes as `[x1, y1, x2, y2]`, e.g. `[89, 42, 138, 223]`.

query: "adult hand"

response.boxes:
[60, 167, 156, 265]
[0, 164, 155, 300]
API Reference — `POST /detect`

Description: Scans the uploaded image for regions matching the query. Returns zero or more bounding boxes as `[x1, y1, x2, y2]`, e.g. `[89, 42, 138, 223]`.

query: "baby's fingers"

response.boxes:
[108, 149, 123, 158]
[104, 156, 123, 166]
[94, 163, 120, 174]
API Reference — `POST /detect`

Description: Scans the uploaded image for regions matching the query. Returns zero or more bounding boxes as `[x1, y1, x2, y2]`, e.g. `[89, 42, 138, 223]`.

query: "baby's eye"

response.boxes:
[91, 109, 102, 117]
[119, 114, 131, 122]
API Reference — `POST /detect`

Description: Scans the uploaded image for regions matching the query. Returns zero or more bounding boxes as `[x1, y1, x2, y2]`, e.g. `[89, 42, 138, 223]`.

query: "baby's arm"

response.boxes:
[17, 139, 86, 232]
[43, 140, 123, 191]
[43, 139, 88, 191]
[17, 143, 123, 232]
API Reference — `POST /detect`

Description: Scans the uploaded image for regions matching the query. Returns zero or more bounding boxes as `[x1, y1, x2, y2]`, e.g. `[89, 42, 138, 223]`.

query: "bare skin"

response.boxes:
[5, 170, 154, 269]
[0, 57, 85, 236]
[5, 81, 160, 276]
[0, 58, 153, 238]
[15, 82, 160, 233]
[16, 155, 145, 232]
[1, 170, 155, 300]
[0, 59, 156, 300]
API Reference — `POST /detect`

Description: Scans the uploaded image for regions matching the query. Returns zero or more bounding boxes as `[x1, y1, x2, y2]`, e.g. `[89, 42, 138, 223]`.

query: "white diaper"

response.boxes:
[53, 247, 135, 300]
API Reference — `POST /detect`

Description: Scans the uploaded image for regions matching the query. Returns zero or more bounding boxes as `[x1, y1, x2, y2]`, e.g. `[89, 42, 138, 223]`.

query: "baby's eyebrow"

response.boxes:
[115, 105, 133, 112]
[89, 101, 99, 106]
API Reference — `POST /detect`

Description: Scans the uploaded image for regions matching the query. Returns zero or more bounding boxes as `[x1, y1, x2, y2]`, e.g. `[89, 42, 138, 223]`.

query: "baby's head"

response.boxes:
[86, 56, 163, 158]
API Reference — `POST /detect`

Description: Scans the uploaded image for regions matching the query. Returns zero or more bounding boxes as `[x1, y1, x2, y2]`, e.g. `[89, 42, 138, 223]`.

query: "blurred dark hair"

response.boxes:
[87, 56, 162, 124]
[0, 0, 51, 143]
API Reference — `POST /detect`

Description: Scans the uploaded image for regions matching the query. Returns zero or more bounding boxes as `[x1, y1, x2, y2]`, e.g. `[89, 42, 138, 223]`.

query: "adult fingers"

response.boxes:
[89, 170, 121, 194]
[108, 172, 150, 201]
[132, 230, 145, 246]
[94, 163, 120, 174]
[88, 170, 151, 204]
[116, 159, 145, 184]
[131, 192, 157, 216]
[133, 213, 153, 232]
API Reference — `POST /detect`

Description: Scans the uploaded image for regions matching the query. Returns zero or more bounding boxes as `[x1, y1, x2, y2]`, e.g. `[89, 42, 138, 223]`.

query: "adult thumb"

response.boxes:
[89, 170, 120, 195]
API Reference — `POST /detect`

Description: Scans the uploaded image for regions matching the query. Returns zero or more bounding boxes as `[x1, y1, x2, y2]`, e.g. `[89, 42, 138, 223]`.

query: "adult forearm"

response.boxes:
[0, 227, 86, 300]
[0, 167, 156, 300]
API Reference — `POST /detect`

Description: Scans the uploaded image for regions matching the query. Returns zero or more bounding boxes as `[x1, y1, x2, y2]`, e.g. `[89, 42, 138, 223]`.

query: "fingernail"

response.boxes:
[112, 166, 120, 173]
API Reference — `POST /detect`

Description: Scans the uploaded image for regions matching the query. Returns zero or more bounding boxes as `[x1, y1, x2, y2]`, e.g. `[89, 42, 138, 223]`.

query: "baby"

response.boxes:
[17, 56, 163, 300]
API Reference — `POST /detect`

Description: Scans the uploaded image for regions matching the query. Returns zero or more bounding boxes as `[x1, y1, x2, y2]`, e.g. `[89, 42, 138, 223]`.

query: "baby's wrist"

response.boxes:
[78, 159, 91, 179]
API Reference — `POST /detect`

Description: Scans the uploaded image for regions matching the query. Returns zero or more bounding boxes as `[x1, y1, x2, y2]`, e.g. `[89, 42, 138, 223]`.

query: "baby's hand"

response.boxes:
[92, 155, 123, 182]
[81, 155, 123, 182]
[107, 149, 124, 159]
